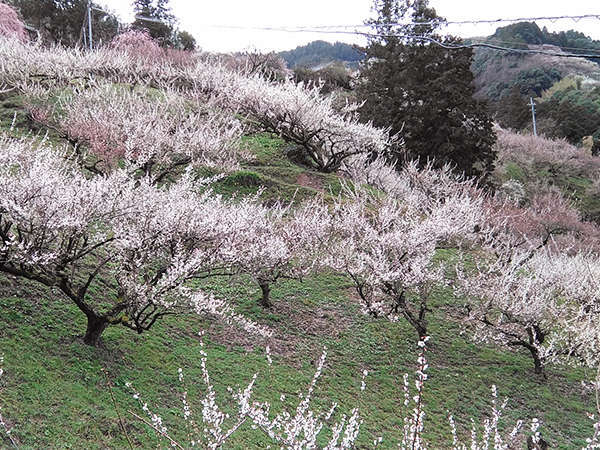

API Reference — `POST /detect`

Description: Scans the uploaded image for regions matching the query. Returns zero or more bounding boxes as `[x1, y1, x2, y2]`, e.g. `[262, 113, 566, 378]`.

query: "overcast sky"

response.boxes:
[98, 0, 600, 52]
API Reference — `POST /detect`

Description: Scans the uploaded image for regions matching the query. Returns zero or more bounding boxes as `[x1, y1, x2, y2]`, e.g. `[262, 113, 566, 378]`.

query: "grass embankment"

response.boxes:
[0, 95, 596, 449]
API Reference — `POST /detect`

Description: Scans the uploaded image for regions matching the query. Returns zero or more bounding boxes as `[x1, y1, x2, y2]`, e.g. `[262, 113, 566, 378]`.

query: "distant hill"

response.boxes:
[278, 40, 363, 69]
[469, 22, 600, 151]
[280, 26, 600, 150]
[470, 22, 600, 100]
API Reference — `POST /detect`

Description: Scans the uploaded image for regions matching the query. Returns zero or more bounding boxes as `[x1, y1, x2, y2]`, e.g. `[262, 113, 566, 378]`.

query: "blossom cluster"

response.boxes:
[23, 82, 246, 182]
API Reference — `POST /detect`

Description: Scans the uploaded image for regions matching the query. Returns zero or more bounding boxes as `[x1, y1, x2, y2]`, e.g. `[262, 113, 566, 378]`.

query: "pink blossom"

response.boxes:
[0, 3, 27, 42]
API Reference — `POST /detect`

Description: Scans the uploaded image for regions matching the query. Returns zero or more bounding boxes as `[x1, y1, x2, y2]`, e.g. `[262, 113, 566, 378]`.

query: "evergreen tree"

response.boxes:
[132, 0, 175, 47]
[357, 0, 497, 179]
[176, 30, 196, 51]
[7, 0, 120, 47]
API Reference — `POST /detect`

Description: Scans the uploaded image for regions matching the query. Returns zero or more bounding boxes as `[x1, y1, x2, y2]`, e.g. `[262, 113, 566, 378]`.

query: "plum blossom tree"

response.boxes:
[0, 134, 270, 345]
[0, 39, 394, 174]
[219, 50, 290, 80]
[24, 82, 246, 182]
[326, 173, 483, 338]
[0, 3, 28, 42]
[110, 29, 161, 60]
[234, 198, 332, 308]
[457, 243, 600, 376]
[215, 79, 395, 172]
[483, 188, 600, 256]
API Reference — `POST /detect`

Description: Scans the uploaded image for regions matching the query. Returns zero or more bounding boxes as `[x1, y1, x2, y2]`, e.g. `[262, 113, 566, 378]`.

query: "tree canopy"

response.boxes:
[357, 0, 497, 180]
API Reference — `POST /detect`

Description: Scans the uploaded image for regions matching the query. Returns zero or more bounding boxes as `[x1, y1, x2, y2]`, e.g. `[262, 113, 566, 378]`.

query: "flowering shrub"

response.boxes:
[0, 3, 27, 42]
[110, 30, 162, 61]
[127, 338, 552, 449]
[127, 340, 362, 449]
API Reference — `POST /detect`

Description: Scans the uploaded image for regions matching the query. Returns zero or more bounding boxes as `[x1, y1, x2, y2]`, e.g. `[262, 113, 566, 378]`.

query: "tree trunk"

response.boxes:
[528, 346, 546, 378]
[258, 282, 272, 308]
[83, 314, 109, 346]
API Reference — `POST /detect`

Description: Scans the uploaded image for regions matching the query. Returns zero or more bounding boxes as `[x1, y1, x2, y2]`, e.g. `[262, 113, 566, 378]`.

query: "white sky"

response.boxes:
[98, 0, 600, 53]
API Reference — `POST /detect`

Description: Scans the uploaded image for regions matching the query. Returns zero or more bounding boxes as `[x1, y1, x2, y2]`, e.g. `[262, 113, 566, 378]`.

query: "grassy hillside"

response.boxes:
[0, 91, 597, 448]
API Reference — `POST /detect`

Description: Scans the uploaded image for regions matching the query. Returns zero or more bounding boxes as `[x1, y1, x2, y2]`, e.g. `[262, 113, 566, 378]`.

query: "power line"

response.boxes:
[379, 33, 600, 59]
[356, 14, 600, 28]
[467, 37, 600, 54]
[202, 14, 600, 32]
[201, 24, 600, 59]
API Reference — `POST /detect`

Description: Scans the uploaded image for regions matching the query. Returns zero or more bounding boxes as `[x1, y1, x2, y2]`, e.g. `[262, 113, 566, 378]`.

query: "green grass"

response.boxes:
[0, 265, 596, 448]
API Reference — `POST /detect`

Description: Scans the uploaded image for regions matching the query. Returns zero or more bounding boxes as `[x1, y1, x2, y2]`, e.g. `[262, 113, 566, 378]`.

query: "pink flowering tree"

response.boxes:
[483, 189, 600, 256]
[24, 82, 246, 183]
[110, 30, 162, 60]
[0, 3, 28, 43]
[0, 134, 271, 345]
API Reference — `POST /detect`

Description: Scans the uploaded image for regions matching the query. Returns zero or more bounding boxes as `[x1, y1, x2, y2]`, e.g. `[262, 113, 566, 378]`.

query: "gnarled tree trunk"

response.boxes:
[83, 314, 109, 346]
[258, 282, 272, 308]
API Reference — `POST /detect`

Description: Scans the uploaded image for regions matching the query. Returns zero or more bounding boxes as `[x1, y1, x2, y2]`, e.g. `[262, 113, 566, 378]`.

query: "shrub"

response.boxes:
[0, 2, 27, 42]
[110, 30, 162, 60]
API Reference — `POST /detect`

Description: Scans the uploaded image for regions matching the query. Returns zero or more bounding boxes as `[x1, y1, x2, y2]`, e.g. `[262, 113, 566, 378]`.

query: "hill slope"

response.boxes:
[0, 89, 597, 448]
[278, 40, 363, 69]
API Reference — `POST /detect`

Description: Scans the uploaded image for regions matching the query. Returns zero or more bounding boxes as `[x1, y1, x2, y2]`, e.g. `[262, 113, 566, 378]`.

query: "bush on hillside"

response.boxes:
[110, 30, 162, 60]
[0, 2, 27, 42]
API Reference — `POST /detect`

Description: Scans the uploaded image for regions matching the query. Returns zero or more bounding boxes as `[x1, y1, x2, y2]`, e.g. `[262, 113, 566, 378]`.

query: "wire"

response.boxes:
[355, 14, 600, 27]
[421, 36, 600, 58]
[201, 24, 600, 59]
[361, 32, 600, 59]
[202, 14, 600, 32]
[467, 37, 600, 54]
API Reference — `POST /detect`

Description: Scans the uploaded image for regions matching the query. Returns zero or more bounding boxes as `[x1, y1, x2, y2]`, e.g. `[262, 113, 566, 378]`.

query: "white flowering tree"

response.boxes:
[457, 246, 600, 376]
[233, 198, 333, 308]
[0, 134, 271, 345]
[24, 82, 246, 183]
[326, 178, 483, 338]
[0, 38, 394, 174]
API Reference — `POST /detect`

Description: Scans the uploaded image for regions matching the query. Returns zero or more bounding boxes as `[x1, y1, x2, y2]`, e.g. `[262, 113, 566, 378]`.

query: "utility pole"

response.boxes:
[530, 97, 537, 137]
[87, 0, 93, 50]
